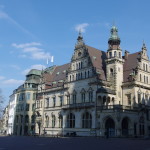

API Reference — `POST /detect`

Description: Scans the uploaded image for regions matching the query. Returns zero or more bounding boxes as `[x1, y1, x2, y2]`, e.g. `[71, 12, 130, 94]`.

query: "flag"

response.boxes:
[46, 58, 49, 65]
[51, 56, 54, 63]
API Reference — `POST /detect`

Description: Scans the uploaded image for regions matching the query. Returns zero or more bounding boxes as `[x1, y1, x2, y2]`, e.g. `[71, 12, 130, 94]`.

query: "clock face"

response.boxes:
[78, 52, 82, 56]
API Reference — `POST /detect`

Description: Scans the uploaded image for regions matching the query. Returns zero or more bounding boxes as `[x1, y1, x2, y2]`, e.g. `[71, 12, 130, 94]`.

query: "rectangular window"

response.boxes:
[127, 94, 131, 105]
[67, 95, 70, 105]
[26, 92, 30, 100]
[73, 94, 76, 104]
[46, 98, 49, 107]
[60, 96, 63, 106]
[32, 104, 35, 111]
[33, 93, 36, 100]
[82, 93, 85, 103]
[138, 93, 141, 104]
[53, 97, 56, 107]
[17, 94, 19, 101]
[89, 91, 93, 102]
[26, 104, 30, 111]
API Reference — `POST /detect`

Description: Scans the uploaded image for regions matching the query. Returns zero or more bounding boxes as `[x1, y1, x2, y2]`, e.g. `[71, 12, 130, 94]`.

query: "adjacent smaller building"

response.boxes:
[13, 69, 41, 135]
[7, 90, 17, 135]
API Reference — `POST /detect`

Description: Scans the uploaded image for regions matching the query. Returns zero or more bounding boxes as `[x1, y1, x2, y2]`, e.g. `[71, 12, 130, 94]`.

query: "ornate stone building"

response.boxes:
[13, 69, 41, 135]
[34, 26, 150, 137]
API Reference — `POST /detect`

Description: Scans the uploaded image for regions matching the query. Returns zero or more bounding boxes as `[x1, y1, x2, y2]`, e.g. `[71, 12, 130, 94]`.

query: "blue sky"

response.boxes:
[0, 0, 150, 106]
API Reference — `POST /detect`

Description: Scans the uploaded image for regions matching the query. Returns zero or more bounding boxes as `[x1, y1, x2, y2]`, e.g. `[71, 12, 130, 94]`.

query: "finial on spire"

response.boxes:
[142, 40, 147, 51]
[75, 30, 85, 50]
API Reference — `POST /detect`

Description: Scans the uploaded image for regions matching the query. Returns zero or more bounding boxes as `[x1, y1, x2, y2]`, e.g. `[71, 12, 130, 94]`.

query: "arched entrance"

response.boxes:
[20, 125, 22, 135]
[122, 118, 129, 136]
[105, 118, 115, 137]
[24, 126, 28, 135]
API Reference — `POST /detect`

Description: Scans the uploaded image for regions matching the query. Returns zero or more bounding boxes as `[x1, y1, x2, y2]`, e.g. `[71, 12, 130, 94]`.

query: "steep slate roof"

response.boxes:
[44, 63, 70, 89]
[123, 52, 140, 82]
[86, 45, 107, 80]
[43, 45, 107, 90]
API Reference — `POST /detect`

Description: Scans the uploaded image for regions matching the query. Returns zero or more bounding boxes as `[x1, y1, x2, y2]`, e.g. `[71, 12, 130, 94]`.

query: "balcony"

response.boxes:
[62, 102, 95, 110]
[96, 105, 139, 111]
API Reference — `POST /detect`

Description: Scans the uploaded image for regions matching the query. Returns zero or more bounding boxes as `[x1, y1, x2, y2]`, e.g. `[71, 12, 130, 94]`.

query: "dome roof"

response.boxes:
[27, 69, 41, 76]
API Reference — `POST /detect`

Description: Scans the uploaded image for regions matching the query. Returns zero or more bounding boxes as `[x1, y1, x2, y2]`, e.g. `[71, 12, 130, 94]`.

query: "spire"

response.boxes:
[108, 25, 121, 50]
[142, 41, 147, 51]
[75, 30, 85, 50]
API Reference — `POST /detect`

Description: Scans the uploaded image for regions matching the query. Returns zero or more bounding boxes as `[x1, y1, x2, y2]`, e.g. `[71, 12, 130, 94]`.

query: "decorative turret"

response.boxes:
[141, 42, 149, 60]
[75, 31, 85, 50]
[106, 25, 124, 105]
[142, 42, 147, 51]
[108, 26, 121, 50]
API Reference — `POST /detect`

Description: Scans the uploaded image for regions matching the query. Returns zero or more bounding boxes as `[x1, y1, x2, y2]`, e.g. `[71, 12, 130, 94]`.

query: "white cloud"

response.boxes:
[2, 79, 24, 85]
[12, 42, 51, 60]
[75, 23, 89, 33]
[0, 10, 35, 38]
[0, 76, 5, 80]
[12, 42, 41, 49]
[22, 64, 46, 75]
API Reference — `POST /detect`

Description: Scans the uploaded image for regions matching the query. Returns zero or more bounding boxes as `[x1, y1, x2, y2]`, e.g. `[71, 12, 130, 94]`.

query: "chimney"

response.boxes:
[125, 50, 129, 59]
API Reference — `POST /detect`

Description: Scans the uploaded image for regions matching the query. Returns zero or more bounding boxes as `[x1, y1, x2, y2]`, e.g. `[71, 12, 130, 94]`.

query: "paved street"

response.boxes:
[0, 136, 149, 150]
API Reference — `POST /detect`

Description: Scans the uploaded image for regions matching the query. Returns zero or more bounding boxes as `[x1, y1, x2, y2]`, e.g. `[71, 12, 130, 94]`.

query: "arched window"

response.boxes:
[81, 62, 83, 68]
[89, 91, 93, 102]
[97, 96, 102, 106]
[52, 115, 56, 128]
[25, 115, 29, 123]
[143, 63, 145, 71]
[140, 74, 142, 81]
[138, 93, 141, 104]
[78, 73, 80, 80]
[112, 97, 115, 104]
[81, 72, 82, 79]
[119, 52, 121, 58]
[103, 96, 106, 105]
[70, 75, 72, 82]
[82, 112, 92, 128]
[85, 71, 87, 78]
[72, 90, 77, 104]
[79, 63, 81, 69]
[146, 64, 148, 71]
[110, 68, 113, 76]
[72, 75, 74, 81]
[107, 97, 110, 105]
[76, 64, 78, 70]
[88, 71, 90, 78]
[76, 74, 78, 80]
[45, 116, 49, 127]
[81, 89, 86, 103]
[59, 115, 63, 128]
[67, 113, 75, 128]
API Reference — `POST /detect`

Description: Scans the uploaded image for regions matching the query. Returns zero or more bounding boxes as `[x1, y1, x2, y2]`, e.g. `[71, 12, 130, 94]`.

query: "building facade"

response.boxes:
[13, 69, 41, 135]
[34, 26, 150, 137]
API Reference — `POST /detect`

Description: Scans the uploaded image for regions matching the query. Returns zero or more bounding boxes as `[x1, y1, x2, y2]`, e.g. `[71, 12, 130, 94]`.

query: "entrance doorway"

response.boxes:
[105, 118, 115, 137]
[122, 118, 129, 136]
